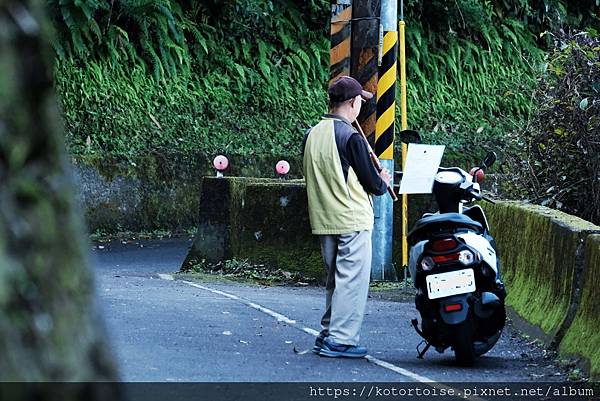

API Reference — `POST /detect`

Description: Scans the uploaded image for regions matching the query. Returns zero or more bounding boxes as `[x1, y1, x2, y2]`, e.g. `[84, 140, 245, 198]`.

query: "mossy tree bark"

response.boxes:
[0, 0, 121, 395]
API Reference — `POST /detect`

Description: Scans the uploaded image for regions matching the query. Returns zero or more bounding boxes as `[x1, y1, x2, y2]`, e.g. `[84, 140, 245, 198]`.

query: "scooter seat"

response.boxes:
[408, 213, 483, 245]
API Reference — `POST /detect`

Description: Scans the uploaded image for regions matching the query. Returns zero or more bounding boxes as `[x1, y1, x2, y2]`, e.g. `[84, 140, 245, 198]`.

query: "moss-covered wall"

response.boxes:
[185, 177, 437, 281]
[560, 234, 600, 380]
[234, 180, 323, 279]
[182, 177, 323, 281]
[74, 154, 303, 233]
[482, 202, 600, 346]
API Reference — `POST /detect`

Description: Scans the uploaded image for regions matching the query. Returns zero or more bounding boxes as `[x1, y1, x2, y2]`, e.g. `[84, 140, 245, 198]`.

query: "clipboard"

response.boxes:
[398, 144, 445, 194]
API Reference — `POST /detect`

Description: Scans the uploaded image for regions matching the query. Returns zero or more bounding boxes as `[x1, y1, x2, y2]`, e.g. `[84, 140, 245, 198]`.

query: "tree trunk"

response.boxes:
[0, 0, 121, 398]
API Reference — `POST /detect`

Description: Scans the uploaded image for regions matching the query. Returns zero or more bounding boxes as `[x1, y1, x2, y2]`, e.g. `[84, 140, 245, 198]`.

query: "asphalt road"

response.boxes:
[91, 238, 570, 383]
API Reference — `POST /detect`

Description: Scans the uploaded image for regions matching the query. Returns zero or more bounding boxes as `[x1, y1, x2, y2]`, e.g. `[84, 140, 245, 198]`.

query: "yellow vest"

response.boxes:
[303, 118, 374, 235]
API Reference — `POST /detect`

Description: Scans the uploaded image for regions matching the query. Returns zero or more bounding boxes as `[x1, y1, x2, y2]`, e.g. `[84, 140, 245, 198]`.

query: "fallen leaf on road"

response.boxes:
[530, 373, 545, 378]
[222, 311, 230, 314]
[293, 347, 309, 355]
[222, 331, 232, 336]
[285, 341, 293, 344]
[239, 340, 248, 344]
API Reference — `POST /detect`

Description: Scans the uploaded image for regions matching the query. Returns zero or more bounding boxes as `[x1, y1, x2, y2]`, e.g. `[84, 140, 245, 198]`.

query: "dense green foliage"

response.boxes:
[50, 0, 599, 166]
[505, 30, 600, 225]
[404, 0, 598, 161]
[53, 1, 329, 160]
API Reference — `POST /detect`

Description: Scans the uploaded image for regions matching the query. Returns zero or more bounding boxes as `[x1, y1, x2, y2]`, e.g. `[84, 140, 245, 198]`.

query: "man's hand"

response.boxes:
[379, 168, 391, 186]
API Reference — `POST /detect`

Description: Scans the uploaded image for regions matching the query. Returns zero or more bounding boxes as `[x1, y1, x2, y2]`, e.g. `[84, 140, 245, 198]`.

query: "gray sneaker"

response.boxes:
[318, 337, 367, 358]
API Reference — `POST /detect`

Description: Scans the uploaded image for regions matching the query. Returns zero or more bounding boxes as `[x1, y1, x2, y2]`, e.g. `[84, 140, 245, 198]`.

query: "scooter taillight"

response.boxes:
[428, 250, 477, 266]
[431, 238, 458, 252]
[444, 303, 463, 312]
[432, 253, 460, 263]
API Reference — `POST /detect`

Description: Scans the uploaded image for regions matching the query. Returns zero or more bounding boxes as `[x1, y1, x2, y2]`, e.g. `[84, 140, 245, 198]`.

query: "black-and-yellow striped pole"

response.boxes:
[372, 0, 397, 281]
[329, 1, 352, 84]
[351, 1, 379, 139]
[374, 31, 397, 159]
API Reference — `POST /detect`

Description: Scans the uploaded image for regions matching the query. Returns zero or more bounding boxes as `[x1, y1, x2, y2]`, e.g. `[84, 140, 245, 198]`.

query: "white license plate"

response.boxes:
[426, 268, 476, 300]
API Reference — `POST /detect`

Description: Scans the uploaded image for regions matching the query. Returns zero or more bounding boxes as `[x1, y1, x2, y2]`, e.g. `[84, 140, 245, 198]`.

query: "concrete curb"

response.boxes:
[559, 234, 600, 380]
[482, 201, 600, 349]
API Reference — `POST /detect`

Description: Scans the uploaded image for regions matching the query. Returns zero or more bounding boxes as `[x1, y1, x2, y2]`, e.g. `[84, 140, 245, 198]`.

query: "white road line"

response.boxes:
[303, 327, 320, 336]
[182, 281, 240, 300]
[365, 356, 433, 382]
[247, 302, 297, 324]
[181, 280, 296, 323]
[161, 276, 480, 388]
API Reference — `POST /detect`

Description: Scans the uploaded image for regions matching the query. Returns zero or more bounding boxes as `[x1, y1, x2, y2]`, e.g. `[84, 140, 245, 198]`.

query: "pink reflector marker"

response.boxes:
[213, 155, 229, 171]
[276, 160, 290, 176]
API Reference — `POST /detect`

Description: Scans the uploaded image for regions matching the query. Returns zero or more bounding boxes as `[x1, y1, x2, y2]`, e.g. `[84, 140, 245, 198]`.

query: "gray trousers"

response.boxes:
[318, 230, 372, 345]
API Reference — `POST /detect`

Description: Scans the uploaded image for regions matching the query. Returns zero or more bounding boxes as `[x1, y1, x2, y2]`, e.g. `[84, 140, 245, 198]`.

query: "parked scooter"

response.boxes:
[407, 151, 507, 365]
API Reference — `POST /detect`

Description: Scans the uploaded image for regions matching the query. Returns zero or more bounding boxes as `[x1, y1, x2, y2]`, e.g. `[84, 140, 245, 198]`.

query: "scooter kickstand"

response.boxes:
[411, 319, 431, 358]
[416, 340, 431, 359]
[411, 319, 424, 337]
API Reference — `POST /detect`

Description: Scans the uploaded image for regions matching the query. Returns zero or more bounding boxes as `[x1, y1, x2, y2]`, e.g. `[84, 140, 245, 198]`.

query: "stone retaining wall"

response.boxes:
[72, 155, 302, 233]
[559, 234, 600, 379]
[482, 202, 600, 345]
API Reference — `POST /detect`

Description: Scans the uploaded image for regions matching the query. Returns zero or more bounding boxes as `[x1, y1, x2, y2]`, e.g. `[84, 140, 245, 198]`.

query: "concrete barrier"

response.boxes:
[182, 177, 323, 280]
[482, 202, 600, 347]
[559, 234, 600, 380]
[185, 178, 438, 281]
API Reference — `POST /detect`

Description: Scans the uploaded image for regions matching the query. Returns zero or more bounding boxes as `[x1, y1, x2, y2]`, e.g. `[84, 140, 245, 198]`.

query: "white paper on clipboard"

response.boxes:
[399, 144, 445, 194]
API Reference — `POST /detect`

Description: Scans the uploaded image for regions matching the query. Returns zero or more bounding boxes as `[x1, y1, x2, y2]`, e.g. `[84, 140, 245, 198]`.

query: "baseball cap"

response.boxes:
[328, 76, 374, 103]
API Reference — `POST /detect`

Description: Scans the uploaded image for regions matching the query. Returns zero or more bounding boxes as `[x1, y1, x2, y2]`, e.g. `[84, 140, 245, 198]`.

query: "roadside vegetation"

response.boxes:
[180, 258, 318, 286]
[48, 0, 599, 224]
[504, 29, 600, 225]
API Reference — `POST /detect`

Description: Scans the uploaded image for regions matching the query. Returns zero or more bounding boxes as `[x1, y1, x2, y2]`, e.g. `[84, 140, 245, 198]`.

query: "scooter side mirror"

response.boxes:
[399, 129, 421, 144]
[481, 151, 497, 168]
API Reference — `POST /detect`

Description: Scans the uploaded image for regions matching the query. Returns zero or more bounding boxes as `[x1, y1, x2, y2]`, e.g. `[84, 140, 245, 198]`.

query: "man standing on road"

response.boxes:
[302, 76, 392, 358]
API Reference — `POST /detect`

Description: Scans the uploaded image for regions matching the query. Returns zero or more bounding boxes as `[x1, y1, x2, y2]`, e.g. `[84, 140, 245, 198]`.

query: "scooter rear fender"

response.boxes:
[439, 294, 471, 325]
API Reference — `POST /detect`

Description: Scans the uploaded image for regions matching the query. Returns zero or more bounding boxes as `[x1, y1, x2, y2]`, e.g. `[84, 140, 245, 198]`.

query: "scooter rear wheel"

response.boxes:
[474, 329, 502, 357]
[453, 320, 476, 366]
